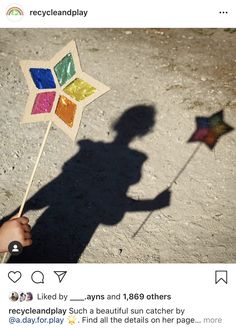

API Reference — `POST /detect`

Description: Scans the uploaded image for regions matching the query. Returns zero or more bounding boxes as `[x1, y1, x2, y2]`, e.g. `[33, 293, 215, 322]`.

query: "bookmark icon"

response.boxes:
[215, 270, 228, 284]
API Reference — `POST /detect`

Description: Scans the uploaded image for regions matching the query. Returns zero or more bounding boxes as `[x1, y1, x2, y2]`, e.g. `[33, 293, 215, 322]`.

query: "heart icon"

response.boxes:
[8, 271, 22, 283]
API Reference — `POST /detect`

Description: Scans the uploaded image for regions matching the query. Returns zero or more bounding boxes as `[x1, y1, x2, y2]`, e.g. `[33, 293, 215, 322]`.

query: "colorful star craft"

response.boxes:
[21, 40, 110, 140]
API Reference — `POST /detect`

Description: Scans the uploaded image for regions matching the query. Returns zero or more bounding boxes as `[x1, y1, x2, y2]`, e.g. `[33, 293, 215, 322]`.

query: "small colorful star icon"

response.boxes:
[188, 110, 234, 149]
[68, 315, 77, 325]
[20, 40, 109, 140]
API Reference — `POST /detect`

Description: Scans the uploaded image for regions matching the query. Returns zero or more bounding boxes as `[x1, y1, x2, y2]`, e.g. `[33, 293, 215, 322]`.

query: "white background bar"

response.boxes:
[0, 264, 235, 327]
[0, 0, 235, 28]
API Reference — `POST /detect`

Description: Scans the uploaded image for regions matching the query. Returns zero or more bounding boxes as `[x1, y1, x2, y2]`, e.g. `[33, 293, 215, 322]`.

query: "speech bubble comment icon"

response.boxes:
[31, 271, 44, 284]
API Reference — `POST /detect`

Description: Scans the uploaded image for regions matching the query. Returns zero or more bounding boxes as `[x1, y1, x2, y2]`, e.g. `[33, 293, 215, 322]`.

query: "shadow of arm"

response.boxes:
[126, 188, 171, 212]
[0, 186, 49, 226]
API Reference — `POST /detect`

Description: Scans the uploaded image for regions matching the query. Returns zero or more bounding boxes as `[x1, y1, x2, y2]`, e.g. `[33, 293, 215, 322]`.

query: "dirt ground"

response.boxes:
[0, 29, 235, 263]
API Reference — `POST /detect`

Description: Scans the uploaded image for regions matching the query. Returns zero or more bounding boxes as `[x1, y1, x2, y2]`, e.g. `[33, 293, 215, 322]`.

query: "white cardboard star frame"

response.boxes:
[21, 40, 110, 140]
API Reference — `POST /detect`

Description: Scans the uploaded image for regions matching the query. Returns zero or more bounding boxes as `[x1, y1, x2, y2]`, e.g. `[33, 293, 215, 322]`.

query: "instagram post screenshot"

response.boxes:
[0, 0, 235, 327]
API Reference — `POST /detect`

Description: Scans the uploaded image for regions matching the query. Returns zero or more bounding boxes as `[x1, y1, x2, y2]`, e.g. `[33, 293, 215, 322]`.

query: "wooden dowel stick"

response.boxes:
[18, 120, 52, 217]
[1, 121, 52, 263]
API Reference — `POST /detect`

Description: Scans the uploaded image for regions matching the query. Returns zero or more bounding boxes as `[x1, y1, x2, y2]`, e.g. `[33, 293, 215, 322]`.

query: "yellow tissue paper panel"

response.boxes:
[63, 78, 96, 102]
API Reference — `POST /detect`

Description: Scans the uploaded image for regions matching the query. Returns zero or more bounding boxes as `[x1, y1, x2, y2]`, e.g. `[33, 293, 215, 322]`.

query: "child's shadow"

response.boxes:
[3, 105, 171, 263]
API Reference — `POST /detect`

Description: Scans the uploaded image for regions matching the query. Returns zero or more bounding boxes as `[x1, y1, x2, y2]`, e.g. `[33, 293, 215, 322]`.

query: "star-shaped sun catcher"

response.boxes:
[21, 40, 110, 140]
[188, 110, 233, 149]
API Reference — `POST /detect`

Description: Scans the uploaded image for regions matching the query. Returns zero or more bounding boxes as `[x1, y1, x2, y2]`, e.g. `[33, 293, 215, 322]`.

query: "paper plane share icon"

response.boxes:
[54, 271, 67, 283]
